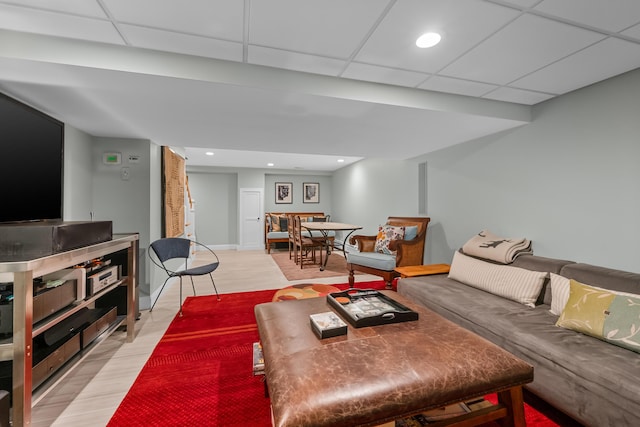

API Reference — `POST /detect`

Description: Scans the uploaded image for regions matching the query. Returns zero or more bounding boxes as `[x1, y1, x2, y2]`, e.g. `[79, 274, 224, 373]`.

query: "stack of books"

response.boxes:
[375, 398, 493, 426]
[252, 342, 264, 376]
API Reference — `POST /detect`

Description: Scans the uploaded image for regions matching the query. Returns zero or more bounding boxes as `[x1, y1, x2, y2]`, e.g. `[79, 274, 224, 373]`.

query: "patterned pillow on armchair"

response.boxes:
[374, 225, 405, 254]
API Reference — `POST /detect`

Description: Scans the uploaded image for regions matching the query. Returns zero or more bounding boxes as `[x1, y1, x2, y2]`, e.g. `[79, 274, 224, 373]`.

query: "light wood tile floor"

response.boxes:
[31, 249, 376, 426]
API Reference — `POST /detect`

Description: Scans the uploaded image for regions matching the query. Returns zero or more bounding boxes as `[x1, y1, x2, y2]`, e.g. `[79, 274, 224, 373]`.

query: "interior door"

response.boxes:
[239, 188, 264, 250]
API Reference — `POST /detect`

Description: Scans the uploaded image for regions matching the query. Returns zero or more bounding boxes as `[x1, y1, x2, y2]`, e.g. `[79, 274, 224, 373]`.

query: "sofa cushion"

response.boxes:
[560, 262, 640, 295]
[449, 251, 546, 307]
[268, 230, 334, 240]
[557, 280, 640, 353]
[267, 231, 289, 239]
[374, 225, 405, 255]
[346, 251, 396, 271]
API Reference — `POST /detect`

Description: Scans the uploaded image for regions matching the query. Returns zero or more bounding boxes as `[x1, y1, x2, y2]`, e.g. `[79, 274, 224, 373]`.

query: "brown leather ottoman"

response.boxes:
[255, 291, 533, 427]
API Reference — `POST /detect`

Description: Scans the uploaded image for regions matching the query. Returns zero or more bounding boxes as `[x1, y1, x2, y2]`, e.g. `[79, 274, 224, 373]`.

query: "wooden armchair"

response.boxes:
[346, 217, 430, 289]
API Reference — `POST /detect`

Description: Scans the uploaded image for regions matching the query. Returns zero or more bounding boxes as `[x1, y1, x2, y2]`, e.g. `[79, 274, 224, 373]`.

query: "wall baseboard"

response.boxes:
[202, 244, 237, 251]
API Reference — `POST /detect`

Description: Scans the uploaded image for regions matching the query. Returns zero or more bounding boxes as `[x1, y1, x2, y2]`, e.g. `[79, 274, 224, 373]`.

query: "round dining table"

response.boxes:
[300, 222, 362, 270]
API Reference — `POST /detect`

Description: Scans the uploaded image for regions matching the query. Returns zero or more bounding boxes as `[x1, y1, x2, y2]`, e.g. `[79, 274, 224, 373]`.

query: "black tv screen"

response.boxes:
[0, 92, 64, 223]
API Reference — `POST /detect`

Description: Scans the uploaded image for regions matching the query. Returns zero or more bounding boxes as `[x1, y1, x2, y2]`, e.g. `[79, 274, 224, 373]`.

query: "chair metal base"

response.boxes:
[150, 273, 220, 316]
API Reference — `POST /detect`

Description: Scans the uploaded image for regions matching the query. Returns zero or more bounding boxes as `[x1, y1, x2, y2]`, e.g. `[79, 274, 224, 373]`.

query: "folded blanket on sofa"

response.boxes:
[462, 230, 532, 264]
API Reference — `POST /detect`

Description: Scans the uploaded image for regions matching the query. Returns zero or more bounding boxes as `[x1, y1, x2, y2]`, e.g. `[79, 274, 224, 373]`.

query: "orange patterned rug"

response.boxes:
[270, 250, 359, 281]
[272, 281, 386, 302]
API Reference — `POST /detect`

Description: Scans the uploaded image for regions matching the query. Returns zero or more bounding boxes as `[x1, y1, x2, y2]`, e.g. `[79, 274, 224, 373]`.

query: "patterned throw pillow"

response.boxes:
[269, 214, 282, 232]
[279, 216, 289, 232]
[448, 251, 546, 307]
[374, 225, 405, 254]
[556, 280, 640, 353]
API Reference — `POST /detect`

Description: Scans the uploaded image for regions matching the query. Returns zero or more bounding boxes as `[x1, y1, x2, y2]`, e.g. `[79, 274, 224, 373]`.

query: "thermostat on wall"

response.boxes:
[103, 152, 122, 165]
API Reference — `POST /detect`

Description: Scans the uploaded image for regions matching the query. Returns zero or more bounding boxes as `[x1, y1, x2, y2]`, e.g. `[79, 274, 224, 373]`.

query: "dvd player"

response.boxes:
[87, 265, 119, 296]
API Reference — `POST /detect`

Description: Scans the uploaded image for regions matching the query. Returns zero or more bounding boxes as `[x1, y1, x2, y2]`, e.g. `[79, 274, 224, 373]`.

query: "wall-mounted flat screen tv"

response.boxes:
[0, 92, 64, 223]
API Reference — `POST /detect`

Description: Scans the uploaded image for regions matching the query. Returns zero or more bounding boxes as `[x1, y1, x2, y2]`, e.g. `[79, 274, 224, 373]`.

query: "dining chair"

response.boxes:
[292, 215, 323, 268]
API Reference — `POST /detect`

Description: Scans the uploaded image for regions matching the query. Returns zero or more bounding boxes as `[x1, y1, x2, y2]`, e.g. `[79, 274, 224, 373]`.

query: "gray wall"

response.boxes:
[63, 125, 93, 221]
[185, 167, 332, 246]
[187, 172, 238, 245]
[331, 158, 420, 243]
[61, 129, 162, 309]
[264, 174, 333, 213]
[419, 68, 640, 272]
[91, 137, 157, 307]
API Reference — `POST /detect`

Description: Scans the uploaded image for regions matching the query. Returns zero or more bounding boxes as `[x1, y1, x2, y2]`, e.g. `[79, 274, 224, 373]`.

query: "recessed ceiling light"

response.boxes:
[205, 151, 214, 156]
[267, 163, 274, 167]
[337, 159, 345, 163]
[416, 32, 441, 48]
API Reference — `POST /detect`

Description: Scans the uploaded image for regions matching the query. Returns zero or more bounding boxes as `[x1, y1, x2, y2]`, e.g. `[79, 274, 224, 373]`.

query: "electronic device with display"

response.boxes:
[0, 91, 64, 224]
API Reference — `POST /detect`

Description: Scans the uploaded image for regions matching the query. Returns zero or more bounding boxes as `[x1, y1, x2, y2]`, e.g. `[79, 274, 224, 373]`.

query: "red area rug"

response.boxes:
[107, 289, 274, 427]
[108, 285, 558, 427]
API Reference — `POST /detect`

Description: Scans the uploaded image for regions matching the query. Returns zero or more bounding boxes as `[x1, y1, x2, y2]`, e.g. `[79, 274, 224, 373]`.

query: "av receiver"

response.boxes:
[87, 265, 119, 296]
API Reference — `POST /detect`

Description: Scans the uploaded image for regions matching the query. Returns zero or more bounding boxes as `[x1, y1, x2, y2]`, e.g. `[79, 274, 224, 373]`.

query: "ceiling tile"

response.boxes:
[0, 0, 108, 18]
[419, 76, 497, 97]
[341, 63, 428, 87]
[355, 0, 520, 73]
[534, 0, 640, 33]
[102, 0, 244, 40]
[496, 0, 542, 8]
[512, 37, 640, 94]
[248, 0, 390, 58]
[0, 4, 123, 44]
[441, 14, 605, 85]
[120, 24, 242, 62]
[482, 87, 554, 105]
[248, 46, 346, 76]
[621, 22, 640, 40]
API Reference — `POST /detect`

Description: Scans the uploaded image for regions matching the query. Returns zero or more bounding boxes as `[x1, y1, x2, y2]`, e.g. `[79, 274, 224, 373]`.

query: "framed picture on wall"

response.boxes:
[303, 182, 319, 203]
[275, 182, 293, 204]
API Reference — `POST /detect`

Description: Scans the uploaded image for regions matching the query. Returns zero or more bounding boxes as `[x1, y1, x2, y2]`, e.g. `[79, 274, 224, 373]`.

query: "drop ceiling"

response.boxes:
[0, 0, 639, 171]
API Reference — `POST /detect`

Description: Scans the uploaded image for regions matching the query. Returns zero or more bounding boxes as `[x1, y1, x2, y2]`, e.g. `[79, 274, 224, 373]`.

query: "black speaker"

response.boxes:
[0, 221, 112, 261]
[0, 390, 8, 427]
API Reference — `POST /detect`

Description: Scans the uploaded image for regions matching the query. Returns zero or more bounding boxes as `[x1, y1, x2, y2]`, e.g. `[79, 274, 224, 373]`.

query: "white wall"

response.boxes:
[420, 68, 640, 272]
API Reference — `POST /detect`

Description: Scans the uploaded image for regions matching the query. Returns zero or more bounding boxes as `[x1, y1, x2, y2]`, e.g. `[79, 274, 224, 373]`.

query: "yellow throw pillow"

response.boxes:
[556, 280, 640, 353]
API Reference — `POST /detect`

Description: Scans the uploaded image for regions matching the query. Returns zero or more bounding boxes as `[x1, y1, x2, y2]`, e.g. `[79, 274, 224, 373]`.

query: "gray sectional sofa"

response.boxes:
[397, 254, 640, 427]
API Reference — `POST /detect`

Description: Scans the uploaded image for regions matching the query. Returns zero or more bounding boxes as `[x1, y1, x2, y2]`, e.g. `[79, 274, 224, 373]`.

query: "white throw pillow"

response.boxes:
[449, 251, 547, 308]
[549, 273, 571, 316]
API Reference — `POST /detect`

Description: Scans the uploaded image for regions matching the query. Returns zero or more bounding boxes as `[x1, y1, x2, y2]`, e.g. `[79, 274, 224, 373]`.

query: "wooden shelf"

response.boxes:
[31, 314, 126, 405]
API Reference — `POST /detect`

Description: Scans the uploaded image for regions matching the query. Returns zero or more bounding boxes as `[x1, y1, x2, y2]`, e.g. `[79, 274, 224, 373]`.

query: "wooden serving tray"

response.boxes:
[327, 289, 418, 328]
